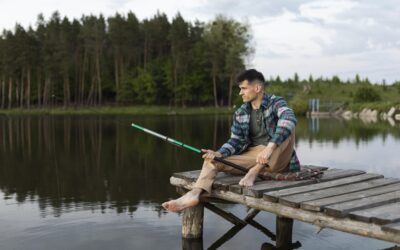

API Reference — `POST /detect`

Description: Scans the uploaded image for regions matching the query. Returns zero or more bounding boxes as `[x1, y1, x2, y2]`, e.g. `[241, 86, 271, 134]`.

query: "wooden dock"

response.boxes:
[170, 166, 400, 247]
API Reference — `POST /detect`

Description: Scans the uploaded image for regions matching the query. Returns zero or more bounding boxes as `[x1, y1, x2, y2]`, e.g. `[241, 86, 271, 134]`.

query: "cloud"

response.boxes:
[0, 0, 399, 82]
[248, 0, 400, 82]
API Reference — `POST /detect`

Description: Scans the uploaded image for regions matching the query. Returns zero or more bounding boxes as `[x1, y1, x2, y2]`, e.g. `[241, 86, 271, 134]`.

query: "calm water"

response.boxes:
[0, 115, 399, 250]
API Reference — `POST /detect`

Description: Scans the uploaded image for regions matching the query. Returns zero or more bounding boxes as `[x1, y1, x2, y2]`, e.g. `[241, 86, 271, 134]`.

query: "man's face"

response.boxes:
[238, 80, 262, 103]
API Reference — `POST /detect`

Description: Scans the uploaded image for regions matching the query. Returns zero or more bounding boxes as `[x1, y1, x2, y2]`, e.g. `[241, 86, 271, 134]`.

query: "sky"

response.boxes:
[0, 0, 399, 83]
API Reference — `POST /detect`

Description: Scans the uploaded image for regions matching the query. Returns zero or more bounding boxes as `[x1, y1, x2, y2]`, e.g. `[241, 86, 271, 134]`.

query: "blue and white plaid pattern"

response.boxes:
[217, 93, 300, 172]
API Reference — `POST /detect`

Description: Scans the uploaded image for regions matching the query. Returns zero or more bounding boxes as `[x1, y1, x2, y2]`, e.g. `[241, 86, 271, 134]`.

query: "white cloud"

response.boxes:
[299, 0, 359, 23]
[0, 0, 399, 83]
[251, 10, 335, 58]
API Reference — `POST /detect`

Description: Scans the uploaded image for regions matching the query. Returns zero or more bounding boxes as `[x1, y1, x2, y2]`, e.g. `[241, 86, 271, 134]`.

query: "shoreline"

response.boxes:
[0, 106, 235, 116]
[1, 105, 399, 120]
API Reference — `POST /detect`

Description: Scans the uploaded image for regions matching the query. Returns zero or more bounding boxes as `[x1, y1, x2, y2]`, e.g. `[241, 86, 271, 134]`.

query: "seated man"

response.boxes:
[162, 69, 300, 212]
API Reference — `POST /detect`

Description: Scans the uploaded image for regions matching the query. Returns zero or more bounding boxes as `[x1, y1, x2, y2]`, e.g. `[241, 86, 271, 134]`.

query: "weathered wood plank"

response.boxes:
[229, 184, 244, 194]
[382, 222, 400, 234]
[301, 183, 400, 212]
[212, 175, 244, 190]
[173, 170, 246, 192]
[279, 178, 400, 208]
[242, 179, 315, 197]
[170, 176, 400, 244]
[231, 169, 354, 196]
[173, 170, 201, 181]
[172, 165, 327, 189]
[173, 170, 241, 190]
[173, 170, 237, 182]
[263, 170, 371, 201]
[349, 202, 400, 224]
[324, 190, 400, 218]
[301, 165, 329, 171]
[230, 168, 346, 196]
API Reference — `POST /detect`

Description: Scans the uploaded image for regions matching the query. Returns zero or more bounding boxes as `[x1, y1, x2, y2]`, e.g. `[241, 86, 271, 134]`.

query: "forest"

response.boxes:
[0, 11, 251, 108]
[1, 11, 399, 113]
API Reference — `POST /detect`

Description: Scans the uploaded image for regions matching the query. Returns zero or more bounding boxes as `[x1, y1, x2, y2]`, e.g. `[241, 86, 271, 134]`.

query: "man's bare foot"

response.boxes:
[162, 188, 202, 212]
[239, 166, 263, 187]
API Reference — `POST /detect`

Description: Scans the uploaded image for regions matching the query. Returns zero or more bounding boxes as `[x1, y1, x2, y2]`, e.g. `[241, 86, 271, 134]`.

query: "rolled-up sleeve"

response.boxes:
[217, 113, 246, 157]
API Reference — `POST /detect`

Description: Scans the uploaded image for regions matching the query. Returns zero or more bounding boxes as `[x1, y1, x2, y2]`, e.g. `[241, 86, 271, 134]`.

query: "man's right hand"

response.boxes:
[201, 149, 222, 160]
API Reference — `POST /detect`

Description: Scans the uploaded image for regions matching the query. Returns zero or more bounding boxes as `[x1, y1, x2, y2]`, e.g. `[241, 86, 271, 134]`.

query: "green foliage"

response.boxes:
[131, 69, 156, 104]
[348, 102, 398, 112]
[0, 11, 252, 108]
[117, 74, 135, 103]
[0, 11, 398, 112]
[265, 74, 399, 114]
[289, 96, 308, 115]
[394, 82, 400, 94]
[203, 15, 252, 106]
[353, 86, 381, 102]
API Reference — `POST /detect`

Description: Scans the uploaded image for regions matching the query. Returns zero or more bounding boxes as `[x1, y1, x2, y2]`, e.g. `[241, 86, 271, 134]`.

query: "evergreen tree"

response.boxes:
[0, 11, 254, 108]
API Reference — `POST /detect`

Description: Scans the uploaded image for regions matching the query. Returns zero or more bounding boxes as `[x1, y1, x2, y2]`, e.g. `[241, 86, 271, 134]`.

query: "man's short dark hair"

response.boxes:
[236, 69, 266, 86]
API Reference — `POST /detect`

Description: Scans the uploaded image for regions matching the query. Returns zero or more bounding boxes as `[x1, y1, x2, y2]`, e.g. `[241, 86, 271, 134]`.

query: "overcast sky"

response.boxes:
[1, 0, 399, 83]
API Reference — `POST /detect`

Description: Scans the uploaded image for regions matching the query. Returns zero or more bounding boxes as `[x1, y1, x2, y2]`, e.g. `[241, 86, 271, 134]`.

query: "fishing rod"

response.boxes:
[131, 123, 267, 180]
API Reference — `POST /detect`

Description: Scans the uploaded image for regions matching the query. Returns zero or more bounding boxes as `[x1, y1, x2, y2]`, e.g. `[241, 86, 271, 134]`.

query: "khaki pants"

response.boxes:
[194, 132, 295, 193]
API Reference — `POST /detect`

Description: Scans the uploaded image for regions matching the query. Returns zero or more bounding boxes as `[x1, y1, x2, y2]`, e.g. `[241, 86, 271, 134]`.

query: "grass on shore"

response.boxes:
[0, 106, 235, 116]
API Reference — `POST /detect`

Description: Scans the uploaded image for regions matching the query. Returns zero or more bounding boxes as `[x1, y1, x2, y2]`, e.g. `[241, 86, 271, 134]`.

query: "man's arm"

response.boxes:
[256, 97, 296, 165]
[269, 97, 297, 146]
[217, 113, 246, 157]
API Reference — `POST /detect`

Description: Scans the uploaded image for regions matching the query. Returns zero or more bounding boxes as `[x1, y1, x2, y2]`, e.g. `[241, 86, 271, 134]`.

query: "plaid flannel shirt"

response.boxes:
[217, 93, 300, 172]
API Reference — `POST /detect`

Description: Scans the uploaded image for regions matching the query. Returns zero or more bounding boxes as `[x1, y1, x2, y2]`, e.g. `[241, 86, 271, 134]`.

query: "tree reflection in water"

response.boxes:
[0, 115, 399, 218]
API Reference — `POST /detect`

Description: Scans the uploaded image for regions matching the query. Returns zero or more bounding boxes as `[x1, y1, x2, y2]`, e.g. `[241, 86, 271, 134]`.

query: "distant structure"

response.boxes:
[308, 98, 320, 113]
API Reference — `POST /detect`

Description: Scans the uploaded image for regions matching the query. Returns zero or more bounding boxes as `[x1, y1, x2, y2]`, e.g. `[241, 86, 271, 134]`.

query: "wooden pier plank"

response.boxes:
[301, 165, 329, 171]
[263, 170, 373, 201]
[172, 168, 400, 242]
[173, 165, 327, 180]
[279, 178, 400, 208]
[212, 175, 245, 190]
[170, 176, 400, 244]
[172, 165, 328, 191]
[174, 166, 329, 194]
[243, 169, 365, 198]
[172, 170, 203, 181]
[230, 179, 314, 196]
[173, 170, 243, 191]
[301, 183, 400, 212]
[382, 222, 400, 234]
[349, 202, 400, 224]
[324, 190, 400, 217]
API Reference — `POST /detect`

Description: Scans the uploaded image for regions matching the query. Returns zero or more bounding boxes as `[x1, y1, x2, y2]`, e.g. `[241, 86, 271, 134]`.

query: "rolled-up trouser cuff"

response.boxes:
[193, 179, 215, 194]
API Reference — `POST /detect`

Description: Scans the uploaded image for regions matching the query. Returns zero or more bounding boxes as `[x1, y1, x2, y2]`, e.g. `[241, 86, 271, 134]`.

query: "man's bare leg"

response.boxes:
[162, 188, 203, 212]
[239, 163, 265, 187]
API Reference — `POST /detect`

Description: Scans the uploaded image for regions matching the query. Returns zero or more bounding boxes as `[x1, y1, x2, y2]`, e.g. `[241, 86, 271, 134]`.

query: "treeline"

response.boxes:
[264, 73, 400, 114]
[0, 11, 252, 108]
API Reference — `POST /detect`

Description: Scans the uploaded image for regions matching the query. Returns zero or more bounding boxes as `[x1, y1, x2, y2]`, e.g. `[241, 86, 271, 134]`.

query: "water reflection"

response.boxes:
[0, 115, 399, 216]
[297, 116, 400, 146]
[0, 115, 399, 249]
[0, 115, 235, 217]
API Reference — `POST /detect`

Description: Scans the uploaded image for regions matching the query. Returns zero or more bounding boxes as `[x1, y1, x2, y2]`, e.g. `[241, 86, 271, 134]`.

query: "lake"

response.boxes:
[0, 115, 399, 249]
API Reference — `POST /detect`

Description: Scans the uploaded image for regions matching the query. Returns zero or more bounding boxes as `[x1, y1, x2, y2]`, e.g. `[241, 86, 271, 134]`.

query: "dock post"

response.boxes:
[182, 238, 203, 250]
[276, 216, 293, 248]
[182, 204, 204, 239]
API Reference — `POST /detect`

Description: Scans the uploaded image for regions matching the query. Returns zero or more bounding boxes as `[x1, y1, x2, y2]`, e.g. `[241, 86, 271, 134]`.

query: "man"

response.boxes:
[162, 69, 300, 212]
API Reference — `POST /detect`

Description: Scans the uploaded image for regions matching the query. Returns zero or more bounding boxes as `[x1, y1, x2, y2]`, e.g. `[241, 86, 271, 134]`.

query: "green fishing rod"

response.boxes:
[131, 123, 261, 176]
